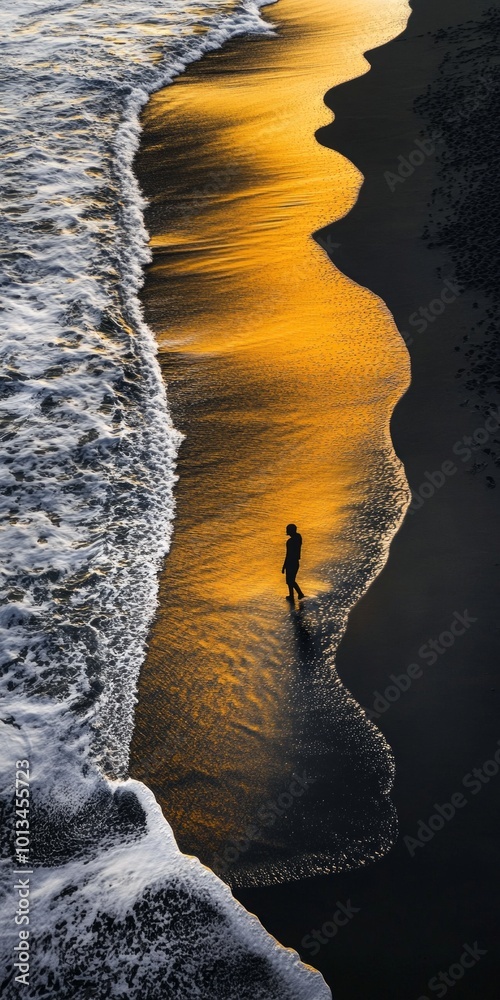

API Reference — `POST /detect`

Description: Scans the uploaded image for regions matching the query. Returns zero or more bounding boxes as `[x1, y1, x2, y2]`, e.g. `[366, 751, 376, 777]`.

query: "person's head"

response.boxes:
[286, 523, 297, 536]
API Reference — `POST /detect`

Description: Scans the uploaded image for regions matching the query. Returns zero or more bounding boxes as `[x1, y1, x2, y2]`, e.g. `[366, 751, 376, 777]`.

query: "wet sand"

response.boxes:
[129, 0, 411, 884]
[236, 1, 500, 997]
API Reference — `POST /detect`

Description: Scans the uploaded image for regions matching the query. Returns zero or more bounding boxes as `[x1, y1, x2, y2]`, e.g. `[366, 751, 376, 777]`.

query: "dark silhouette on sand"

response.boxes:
[282, 524, 304, 601]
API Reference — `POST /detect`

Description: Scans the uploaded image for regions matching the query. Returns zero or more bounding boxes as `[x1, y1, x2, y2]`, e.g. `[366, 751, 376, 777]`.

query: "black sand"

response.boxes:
[236, 2, 500, 997]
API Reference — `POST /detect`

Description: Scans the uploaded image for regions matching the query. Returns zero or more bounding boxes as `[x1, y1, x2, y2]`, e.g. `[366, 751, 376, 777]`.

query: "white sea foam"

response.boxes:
[0, 1, 330, 995]
[1, 0, 276, 782]
[2, 779, 329, 998]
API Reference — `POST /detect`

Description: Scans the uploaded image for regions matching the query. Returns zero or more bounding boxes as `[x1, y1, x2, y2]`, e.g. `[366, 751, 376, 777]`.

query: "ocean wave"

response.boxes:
[1, 0, 276, 784]
[0, 0, 330, 995]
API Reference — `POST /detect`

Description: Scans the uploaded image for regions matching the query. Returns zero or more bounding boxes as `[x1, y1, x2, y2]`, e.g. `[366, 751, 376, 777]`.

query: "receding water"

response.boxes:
[130, 0, 411, 886]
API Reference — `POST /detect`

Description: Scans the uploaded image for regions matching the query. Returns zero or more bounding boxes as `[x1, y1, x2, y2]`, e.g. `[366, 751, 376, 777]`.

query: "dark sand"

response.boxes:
[130, 0, 410, 888]
[236, 2, 500, 997]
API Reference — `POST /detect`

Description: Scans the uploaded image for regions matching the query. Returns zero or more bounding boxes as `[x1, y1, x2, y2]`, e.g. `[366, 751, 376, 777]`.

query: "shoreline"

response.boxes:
[130, 0, 411, 887]
[238, 1, 500, 997]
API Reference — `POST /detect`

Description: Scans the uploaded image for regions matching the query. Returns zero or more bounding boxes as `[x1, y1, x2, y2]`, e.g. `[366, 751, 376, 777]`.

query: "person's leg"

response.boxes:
[286, 570, 295, 601]
[293, 580, 304, 599]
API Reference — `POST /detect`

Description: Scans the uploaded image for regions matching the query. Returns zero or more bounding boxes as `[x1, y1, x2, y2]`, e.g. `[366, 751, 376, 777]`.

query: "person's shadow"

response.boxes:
[288, 602, 322, 669]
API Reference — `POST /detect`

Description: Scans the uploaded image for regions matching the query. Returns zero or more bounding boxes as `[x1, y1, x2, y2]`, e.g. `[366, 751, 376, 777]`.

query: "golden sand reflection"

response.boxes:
[130, 0, 411, 880]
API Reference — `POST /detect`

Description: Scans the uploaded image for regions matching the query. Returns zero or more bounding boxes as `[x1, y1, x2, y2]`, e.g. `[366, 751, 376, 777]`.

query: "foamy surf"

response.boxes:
[2, 778, 329, 998]
[0, 0, 331, 995]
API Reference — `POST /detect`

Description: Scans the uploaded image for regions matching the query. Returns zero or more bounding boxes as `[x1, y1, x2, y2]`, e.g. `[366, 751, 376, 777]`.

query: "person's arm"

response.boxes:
[282, 539, 288, 573]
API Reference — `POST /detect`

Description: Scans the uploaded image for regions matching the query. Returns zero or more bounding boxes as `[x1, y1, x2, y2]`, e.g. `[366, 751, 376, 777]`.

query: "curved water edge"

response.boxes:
[1, 3, 333, 996]
[130, 0, 412, 886]
[1, 0, 410, 995]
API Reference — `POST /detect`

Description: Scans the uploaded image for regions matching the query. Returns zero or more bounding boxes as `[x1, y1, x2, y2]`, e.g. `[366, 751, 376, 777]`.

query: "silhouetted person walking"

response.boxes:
[282, 523, 304, 601]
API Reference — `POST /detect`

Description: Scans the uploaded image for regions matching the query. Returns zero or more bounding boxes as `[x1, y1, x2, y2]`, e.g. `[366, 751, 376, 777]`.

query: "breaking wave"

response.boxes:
[0, 0, 330, 996]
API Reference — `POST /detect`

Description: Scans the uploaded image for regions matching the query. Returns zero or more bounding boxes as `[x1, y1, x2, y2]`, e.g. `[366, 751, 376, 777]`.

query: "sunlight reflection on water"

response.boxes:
[130, 0, 411, 885]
